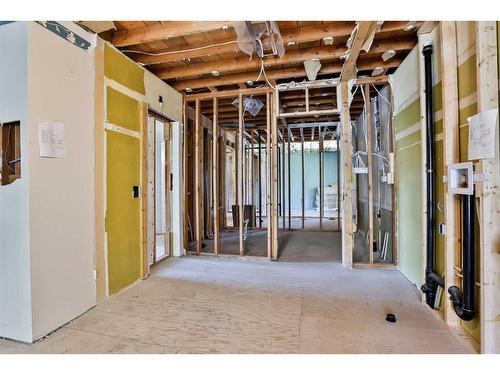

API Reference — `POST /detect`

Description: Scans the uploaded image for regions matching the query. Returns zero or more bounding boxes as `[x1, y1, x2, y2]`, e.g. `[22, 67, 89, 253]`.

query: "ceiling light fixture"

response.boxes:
[211, 70, 220, 77]
[323, 36, 334, 45]
[185, 87, 193, 93]
[287, 40, 296, 46]
[222, 25, 229, 30]
[246, 80, 254, 86]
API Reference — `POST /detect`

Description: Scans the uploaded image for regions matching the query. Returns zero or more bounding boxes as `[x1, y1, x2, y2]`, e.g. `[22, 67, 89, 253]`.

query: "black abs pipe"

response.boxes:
[420, 43, 444, 308]
[448, 195, 475, 321]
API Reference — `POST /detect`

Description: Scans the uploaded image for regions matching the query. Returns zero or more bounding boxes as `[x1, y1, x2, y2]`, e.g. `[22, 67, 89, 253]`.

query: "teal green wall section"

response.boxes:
[285, 151, 338, 210]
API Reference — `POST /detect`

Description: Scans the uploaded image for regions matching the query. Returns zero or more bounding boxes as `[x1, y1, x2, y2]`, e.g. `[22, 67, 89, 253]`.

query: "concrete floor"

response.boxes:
[0, 231, 468, 354]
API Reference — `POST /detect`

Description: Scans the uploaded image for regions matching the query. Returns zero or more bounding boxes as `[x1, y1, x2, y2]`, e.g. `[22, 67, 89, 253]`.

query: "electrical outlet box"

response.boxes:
[448, 162, 474, 195]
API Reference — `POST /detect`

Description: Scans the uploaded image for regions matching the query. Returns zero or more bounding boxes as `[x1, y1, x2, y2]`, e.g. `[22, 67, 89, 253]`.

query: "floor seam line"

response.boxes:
[64, 326, 173, 350]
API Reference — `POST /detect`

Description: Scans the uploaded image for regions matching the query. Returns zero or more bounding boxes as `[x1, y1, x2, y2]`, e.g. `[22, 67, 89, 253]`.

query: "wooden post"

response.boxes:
[238, 94, 245, 256]
[182, 100, 189, 252]
[250, 131, 254, 209]
[340, 81, 353, 268]
[475, 21, 500, 354]
[365, 84, 374, 264]
[319, 125, 324, 230]
[272, 92, 279, 259]
[337, 136, 341, 231]
[301, 128, 305, 230]
[440, 21, 460, 327]
[258, 130, 262, 228]
[266, 93, 272, 258]
[288, 129, 291, 229]
[140, 102, 150, 278]
[282, 131, 286, 229]
[195, 99, 203, 255]
[213, 97, 220, 255]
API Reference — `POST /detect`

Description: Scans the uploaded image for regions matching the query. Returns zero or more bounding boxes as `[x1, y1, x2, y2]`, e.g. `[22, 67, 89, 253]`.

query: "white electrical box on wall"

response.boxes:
[448, 162, 474, 195]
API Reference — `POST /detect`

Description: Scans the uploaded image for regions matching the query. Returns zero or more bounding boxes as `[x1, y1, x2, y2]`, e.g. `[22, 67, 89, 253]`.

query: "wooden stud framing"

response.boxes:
[266, 92, 272, 258]
[258, 130, 262, 228]
[475, 21, 500, 354]
[213, 97, 220, 255]
[336, 136, 341, 231]
[439, 21, 460, 327]
[365, 84, 374, 265]
[319, 125, 324, 230]
[182, 98, 189, 251]
[139, 102, 150, 279]
[301, 128, 305, 230]
[287, 129, 291, 229]
[238, 94, 245, 256]
[281, 131, 286, 229]
[340, 81, 353, 268]
[195, 99, 203, 255]
[272, 92, 279, 259]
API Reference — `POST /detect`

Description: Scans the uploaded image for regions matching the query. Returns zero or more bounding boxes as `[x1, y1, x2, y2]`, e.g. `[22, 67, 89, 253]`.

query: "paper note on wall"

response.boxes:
[467, 109, 498, 160]
[38, 120, 66, 158]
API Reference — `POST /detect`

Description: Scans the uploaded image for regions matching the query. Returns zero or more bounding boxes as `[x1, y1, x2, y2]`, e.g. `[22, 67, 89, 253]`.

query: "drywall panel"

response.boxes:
[27, 21, 96, 340]
[392, 46, 423, 286]
[104, 43, 145, 94]
[107, 87, 141, 131]
[105, 130, 141, 294]
[0, 21, 33, 343]
[144, 69, 183, 122]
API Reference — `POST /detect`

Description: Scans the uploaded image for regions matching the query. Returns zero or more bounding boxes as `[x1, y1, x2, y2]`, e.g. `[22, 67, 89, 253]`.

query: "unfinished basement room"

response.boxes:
[1, 2, 500, 369]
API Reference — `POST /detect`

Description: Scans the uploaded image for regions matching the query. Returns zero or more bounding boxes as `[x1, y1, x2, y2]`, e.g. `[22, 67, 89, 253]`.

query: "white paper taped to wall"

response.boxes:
[38, 120, 66, 158]
[467, 108, 498, 160]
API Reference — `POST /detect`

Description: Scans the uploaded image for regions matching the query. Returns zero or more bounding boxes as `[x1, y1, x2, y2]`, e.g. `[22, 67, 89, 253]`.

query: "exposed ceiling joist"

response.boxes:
[157, 37, 412, 80]
[341, 21, 379, 82]
[174, 58, 400, 90]
[112, 21, 232, 47]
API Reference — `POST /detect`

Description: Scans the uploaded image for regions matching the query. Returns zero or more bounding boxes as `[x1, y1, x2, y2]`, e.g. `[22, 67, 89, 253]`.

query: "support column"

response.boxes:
[213, 97, 220, 255]
[340, 81, 353, 268]
[475, 21, 500, 354]
[365, 84, 374, 264]
[266, 93, 272, 258]
[287, 128, 291, 229]
[238, 94, 245, 256]
[301, 128, 305, 230]
[195, 99, 203, 255]
[440, 21, 460, 327]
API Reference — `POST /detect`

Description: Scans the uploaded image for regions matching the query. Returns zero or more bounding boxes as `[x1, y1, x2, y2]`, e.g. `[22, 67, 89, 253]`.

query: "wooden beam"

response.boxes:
[238, 94, 245, 256]
[194, 99, 203, 255]
[365, 84, 374, 265]
[174, 58, 401, 91]
[287, 128, 291, 229]
[336, 136, 341, 231]
[266, 92, 272, 258]
[158, 38, 413, 80]
[213, 97, 220, 255]
[112, 21, 231, 47]
[272, 92, 279, 259]
[319, 125, 324, 230]
[340, 81, 353, 268]
[440, 21, 460, 328]
[301, 128, 305, 230]
[475, 21, 500, 354]
[341, 21, 379, 81]
[140, 102, 150, 279]
[185, 87, 273, 101]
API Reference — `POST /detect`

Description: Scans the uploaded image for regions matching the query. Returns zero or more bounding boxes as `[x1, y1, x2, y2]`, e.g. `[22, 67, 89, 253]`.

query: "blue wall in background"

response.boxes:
[285, 151, 338, 210]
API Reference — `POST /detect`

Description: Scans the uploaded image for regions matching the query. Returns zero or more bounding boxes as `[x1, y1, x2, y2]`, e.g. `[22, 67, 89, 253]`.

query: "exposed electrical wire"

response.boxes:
[122, 40, 238, 59]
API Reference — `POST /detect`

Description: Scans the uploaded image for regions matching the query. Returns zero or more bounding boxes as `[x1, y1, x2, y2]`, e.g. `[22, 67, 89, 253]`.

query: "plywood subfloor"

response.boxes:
[0, 232, 468, 354]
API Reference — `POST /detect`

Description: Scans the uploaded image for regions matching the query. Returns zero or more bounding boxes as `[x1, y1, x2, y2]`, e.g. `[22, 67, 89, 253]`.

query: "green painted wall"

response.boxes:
[104, 42, 145, 296]
[104, 43, 145, 94]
